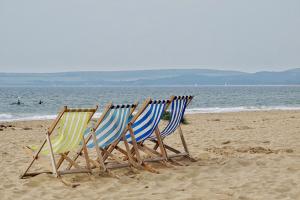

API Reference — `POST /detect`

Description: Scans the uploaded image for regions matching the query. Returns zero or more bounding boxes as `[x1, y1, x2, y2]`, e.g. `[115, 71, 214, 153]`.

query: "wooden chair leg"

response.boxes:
[138, 144, 173, 168]
[137, 144, 158, 157]
[115, 146, 129, 156]
[128, 126, 143, 165]
[149, 139, 159, 150]
[149, 129, 196, 162]
[123, 135, 140, 169]
[66, 149, 82, 170]
[82, 138, 91, 171]
[102, 140, 119, 161]
[178, 126, 189, 155]
[138, 143, 162, 157]
[122, 146, 135, 161]
[154, 128, 168, 160]
[91, 131, 107, 171]
[60, 153, 80, 169]
[46, 133, 59, 177]
[178, 126, 196, 162]
[100, 147, 126, 165]
[57, 152, 70, 169]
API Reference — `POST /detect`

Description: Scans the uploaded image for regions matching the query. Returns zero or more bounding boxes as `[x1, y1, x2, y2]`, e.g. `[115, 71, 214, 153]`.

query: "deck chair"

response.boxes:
[122, 98, 170, 170]
[20, 106, 97, 180]
[66, 102, 138, 172]
[96, 98, 169, 172]
[148, 95, 194, 161]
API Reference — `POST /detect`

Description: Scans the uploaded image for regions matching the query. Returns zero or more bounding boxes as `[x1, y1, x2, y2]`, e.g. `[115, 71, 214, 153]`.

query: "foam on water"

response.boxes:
[0, 114, 57, 122]
[0, 112, 105, 122]
[0, 114, 14, 120]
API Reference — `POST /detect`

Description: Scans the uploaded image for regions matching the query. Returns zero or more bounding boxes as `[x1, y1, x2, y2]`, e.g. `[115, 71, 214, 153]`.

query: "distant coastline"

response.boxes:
[0, 68, 300, 86]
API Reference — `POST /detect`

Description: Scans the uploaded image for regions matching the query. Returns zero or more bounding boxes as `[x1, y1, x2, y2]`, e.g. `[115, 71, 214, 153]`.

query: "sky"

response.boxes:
[0, 0, 299, 73]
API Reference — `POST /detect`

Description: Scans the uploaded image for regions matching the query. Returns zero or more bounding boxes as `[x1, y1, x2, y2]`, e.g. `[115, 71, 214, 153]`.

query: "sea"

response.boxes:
[0, 86, 300, 122]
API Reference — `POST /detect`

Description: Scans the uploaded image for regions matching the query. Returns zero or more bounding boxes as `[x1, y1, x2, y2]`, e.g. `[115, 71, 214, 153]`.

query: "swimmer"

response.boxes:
[11, 97, 22, 105]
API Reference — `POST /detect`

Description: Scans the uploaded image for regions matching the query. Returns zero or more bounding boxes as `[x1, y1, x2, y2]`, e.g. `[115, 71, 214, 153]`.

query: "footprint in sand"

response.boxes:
[256, 160, 266, 166]
[222, 140, 231, 145]
[287, 165, 300, 172]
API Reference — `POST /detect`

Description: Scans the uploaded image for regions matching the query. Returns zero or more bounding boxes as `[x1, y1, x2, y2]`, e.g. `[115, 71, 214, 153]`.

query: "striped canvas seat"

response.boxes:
[149, 96, 189, 140]
[145, 96, 195, 162]
[86, 105, 132, 149]
[38, 111, 93, 155]
[21, 107, 97, 180]
[125, 100, 167, 143]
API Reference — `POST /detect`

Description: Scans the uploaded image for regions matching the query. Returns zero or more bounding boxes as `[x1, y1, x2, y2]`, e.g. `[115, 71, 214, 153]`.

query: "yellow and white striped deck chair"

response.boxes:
[21, 106, 97, 179]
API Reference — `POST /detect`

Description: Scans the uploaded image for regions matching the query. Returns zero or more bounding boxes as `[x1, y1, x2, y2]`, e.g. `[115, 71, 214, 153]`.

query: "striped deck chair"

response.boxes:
[149, 95, 194, 161]
[66, 102, 138, 172]
[20, 106, 97, 180]
[99, 98, 169, 172]
[123, 99, 169, 166]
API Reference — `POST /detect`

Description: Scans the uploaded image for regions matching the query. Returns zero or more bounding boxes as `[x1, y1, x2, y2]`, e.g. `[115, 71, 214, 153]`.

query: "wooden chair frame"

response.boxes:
[66, 102, 138, 172]
[99, 98, 172, 173]
[149, 96, 195, 162]
[20, 106, 98, 179]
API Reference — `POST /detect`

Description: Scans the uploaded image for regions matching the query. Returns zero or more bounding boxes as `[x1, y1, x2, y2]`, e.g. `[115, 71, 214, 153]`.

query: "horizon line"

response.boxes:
[0, 67, 299, 74]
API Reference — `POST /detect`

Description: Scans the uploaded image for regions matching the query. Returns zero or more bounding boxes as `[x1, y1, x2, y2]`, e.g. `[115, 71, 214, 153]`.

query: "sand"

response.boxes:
[1, 110, 300, 200]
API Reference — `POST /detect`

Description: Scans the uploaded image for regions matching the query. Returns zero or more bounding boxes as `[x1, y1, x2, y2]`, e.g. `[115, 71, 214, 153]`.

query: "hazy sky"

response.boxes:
[0, 0, 299, 73]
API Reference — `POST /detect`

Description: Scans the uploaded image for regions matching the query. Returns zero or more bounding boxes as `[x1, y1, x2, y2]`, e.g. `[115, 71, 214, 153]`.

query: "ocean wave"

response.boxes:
[1, 106, 300, 122]
[0, 114, 58, 122]
[0, 114, 14, 120]
[0, 112, 104, 122]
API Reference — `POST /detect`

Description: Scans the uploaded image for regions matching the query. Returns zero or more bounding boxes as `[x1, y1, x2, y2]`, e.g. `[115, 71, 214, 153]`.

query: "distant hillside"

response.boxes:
[0, 68, 299, 86]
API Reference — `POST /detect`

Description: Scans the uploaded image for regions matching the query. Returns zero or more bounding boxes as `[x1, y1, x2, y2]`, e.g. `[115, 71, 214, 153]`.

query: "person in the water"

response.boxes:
[11, 97, 22, 105]
[38, 100, 43, 104]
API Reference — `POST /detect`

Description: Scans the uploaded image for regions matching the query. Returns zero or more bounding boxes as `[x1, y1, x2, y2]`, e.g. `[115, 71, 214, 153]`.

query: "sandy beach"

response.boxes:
[1, 110, 300, 200]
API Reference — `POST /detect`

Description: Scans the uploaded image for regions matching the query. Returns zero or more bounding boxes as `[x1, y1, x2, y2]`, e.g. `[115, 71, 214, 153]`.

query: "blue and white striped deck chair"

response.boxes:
[122, 99, 169, 166]
[67, 103, 138, 171]
[149, 96, 194, 160]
